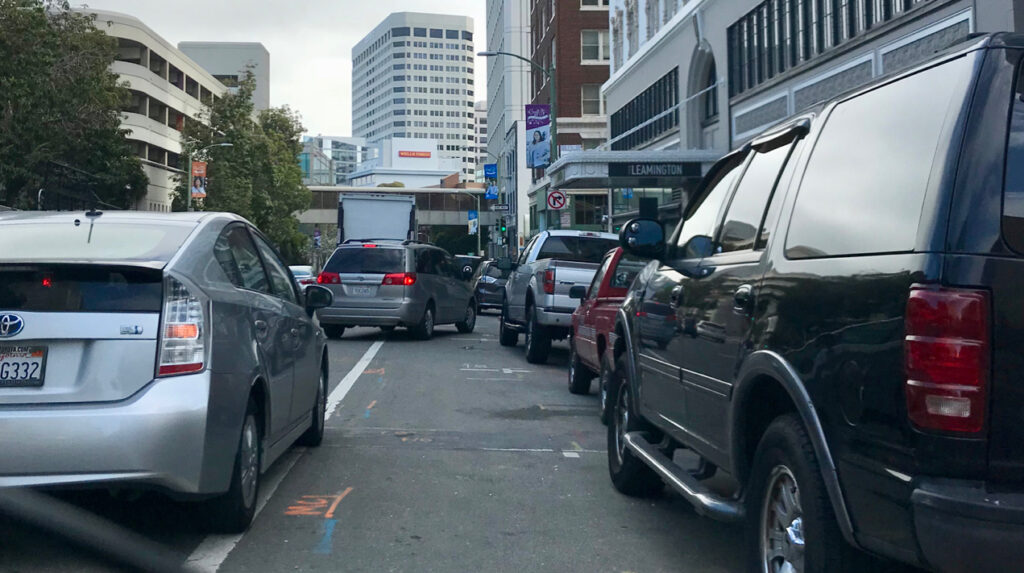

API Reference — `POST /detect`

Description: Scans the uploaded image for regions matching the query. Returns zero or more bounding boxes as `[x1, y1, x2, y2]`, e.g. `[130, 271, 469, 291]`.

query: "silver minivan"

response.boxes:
[0, 211, 333, 533]
[316, 242, 476, 339]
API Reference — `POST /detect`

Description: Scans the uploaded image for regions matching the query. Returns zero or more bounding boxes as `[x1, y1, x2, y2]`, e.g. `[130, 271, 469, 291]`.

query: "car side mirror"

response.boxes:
[569, 285, 588, 300]
[305, 285, 333, 315]
[620, 218, 665, 260]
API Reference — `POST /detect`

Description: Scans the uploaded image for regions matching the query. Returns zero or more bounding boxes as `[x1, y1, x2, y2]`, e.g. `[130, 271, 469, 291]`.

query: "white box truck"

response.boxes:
[337, 193, 416, 244]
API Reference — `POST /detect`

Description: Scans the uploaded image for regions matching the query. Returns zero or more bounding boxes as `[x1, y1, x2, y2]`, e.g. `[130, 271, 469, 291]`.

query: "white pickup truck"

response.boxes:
[499, 230, 619, 363]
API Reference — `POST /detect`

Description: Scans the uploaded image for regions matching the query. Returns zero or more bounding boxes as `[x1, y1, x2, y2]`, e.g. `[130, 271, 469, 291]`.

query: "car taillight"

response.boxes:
[383, 272, 416, 286]
[317, 271, 341, 284]
[157, 276, 206, 377]
[904, 287, 990, 433]
[543, 269, 555, 294]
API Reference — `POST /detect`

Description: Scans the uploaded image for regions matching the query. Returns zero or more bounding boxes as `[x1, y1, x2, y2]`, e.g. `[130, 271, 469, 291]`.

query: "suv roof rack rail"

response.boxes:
[401, 240, 435, 246]
[342, 238, 405, 244]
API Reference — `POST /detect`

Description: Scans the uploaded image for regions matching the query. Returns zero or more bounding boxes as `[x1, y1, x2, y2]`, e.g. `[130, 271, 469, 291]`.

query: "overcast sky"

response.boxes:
[80, 0, 488, 137]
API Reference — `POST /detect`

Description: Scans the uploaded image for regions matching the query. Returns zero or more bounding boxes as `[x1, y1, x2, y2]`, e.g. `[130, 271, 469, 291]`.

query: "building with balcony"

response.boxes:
[352, 12, 479, 182]
[82, 9, 227, 212]
[178, 42, 271, 110]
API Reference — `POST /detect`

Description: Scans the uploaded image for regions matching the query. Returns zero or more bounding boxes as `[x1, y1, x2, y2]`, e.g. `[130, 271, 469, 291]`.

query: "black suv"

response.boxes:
[607, 34, 1024, 573]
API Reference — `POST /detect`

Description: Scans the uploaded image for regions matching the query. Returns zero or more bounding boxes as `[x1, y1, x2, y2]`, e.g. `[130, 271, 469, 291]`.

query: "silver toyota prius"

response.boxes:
[0, 211, 333, 532]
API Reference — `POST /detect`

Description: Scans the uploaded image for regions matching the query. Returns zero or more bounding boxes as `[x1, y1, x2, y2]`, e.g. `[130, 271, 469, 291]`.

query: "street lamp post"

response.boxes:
[186, 142, 233, 212]
[478, 51, 558, 165]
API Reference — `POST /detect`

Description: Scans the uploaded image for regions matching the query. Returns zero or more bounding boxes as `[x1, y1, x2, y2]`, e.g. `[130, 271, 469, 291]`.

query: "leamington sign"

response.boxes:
[607, 163, 701, 177]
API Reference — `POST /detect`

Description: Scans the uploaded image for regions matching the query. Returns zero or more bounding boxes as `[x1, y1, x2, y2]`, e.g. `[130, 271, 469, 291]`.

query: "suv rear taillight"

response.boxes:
[904, 287, 990, 433]
[157, 276, 206, 377]
[543, 269, 555, 294]
[317, 271, 341, 285]
[383, 272, 416, 286]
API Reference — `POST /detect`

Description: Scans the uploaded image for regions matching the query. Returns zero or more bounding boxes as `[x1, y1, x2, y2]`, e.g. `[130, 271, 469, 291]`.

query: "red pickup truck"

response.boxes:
[568, 247, 645, 423]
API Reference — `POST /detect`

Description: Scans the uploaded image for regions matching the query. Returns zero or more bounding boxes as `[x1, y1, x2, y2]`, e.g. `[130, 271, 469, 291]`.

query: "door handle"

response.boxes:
[670, 285, 684, 308]
[733, 284, 754, 312]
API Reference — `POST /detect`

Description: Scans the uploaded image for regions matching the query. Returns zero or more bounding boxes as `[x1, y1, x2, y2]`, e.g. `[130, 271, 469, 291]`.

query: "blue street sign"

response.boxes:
[484, 163, 498, 179]
[485, 185, 499, 200]
[622, 188, 634, 199]
[468, 209, 478, 221]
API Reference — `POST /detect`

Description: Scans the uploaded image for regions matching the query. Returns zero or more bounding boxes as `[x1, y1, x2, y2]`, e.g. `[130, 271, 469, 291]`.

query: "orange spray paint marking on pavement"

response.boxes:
[363, 368, 385, 375]
[324, 487, 354, 519]
[285, 488, 354, 518]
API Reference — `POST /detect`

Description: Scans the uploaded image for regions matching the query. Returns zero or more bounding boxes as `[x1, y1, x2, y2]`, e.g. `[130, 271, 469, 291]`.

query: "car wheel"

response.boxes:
[567, 337, 593, 395]
[499, 303, 518, 347]
[323, 325, 345, 339]
[524, 304, 551, 364]
[205, 398, 261, 533]
[410, 305, 435, 340]
[607, 356, 662, 497]
[598, 352, 616, 425]
[746, 414, 856, 573]
[456, 302, 477, 333]
[297, 367, 327, 447]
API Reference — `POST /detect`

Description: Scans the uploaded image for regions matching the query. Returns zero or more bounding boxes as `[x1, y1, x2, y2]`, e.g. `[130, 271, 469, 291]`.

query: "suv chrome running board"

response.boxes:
[624, 432, 744, 522]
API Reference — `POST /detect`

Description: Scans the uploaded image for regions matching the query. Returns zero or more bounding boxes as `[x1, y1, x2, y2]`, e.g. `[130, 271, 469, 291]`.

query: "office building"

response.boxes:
[304, 136, 374, 185]
[299, 142, 335, 187]
[352, 13, 478, 181]
[485, 0, 533, 249]
[347, 137, 463, 188]
[83, 9, 227, 212]
[526, 0, 611, 233]
[178, 42, 270, 110]
[473, 100, 489, 180]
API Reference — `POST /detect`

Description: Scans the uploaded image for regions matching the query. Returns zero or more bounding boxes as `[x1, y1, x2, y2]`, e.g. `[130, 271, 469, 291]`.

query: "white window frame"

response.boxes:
[581, 84, 605, 116]
[581, 30, 611, 64]
[580, 0, 610, 10]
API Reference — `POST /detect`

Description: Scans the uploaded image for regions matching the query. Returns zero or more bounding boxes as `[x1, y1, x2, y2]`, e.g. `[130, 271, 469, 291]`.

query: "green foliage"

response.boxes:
[430, 226, 478, 256]
[176, 73, 311, 263]
[377, 182, 405, 188]
[0, 0, 147, 209]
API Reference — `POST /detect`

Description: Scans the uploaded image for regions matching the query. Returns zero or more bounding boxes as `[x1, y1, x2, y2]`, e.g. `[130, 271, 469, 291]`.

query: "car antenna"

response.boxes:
[84, 207, 102, 243]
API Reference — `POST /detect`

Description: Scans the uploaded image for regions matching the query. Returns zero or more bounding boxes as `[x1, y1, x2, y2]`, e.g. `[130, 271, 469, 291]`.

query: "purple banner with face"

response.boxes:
[525, 104, 551, 169]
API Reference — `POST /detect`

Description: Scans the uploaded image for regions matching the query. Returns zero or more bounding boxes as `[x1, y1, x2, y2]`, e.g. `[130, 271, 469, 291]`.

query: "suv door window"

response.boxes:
[718, 143, 794, 254]
[786, 56, 971, 259]
[215, 224, 269, 293]
[252, 233, 299, 305]
[1003, 60, 1024, 253]
[675, 155, 744, 259]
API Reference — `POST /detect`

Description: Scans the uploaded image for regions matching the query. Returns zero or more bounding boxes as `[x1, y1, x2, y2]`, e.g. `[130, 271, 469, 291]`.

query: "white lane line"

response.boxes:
[481, 447, 556, 453]
[326, 340, 385, 421]
[562, 451, 581, 459]
[185, 339, 385, 572]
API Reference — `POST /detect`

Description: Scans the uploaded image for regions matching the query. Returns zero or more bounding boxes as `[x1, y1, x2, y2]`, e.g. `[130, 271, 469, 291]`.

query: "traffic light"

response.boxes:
[500, 219, 507, 233]
[613, 224, 622, 234]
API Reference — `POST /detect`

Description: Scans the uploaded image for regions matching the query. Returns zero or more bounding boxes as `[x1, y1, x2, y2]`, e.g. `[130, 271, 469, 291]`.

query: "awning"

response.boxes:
[546, 149, 724, 189]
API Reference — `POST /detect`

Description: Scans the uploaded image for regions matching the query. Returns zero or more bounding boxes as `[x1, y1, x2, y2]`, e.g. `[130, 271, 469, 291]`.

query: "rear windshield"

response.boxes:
[537, 237, 619, 264]
[0, 221, 194, 263]
[0, 265, 163, 312]
[325, 247, 405, 274]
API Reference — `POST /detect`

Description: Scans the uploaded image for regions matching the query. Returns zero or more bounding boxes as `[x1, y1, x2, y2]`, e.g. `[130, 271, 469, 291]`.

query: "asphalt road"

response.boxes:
[0, 314, 922, 572]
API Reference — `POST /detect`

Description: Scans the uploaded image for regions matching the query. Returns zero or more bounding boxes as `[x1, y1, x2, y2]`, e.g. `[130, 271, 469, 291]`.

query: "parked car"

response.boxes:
[316, 241, 476, 340]
[471, 259, 511, 312]
[605, 34, 1024, 573]
[500, 230, 619, 363]
[289, 265, 315, 290]
[567, 247, 645, 423]
[0, 211, 334, 533]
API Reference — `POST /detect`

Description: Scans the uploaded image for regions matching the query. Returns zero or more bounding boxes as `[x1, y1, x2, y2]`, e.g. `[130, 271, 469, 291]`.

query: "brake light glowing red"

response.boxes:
[363, 244, 377, 248]
[904, 287, 990, 434]
[383, 272, 417, 286]
[317, 272, 341, 285]
[543, 269, 555, 295]
[41, 277, 52, 288]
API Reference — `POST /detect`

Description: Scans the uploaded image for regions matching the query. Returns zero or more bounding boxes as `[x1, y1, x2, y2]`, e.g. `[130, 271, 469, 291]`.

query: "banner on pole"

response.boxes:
[525, 104, 551, 169]
[190, 162, 208, 199]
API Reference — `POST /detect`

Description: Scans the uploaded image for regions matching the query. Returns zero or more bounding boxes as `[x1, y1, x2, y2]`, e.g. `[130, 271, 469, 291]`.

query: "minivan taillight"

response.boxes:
[904, 287, 990, 433]
[383, 272, 416, 286]
[317, 271, 341, 285]
[157, 276, 206, 377]
[543, 269, 555, 294]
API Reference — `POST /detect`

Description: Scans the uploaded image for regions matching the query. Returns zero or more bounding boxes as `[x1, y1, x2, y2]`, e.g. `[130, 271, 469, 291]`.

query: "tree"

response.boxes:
[0, 0, 146, 209]
[176, 72, 311, 263]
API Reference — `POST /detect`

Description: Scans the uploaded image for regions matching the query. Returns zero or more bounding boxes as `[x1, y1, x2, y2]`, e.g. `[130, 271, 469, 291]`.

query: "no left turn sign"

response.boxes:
[547, 189, 567, 210]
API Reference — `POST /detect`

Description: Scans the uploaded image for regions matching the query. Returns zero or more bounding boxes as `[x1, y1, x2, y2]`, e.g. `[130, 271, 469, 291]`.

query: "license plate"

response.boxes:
[0, 346, 47, 387]
[350, 286, 375, 297]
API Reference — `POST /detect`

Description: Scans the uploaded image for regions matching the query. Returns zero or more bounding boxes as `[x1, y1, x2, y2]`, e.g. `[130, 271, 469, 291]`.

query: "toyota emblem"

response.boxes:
[0, 314, 24, 338]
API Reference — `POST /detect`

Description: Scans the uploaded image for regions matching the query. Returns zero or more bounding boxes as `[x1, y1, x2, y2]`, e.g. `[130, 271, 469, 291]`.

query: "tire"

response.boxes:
[607, 364, 663, 497]
[499, 304, 518, 347]
[297, 367, 327, 447]
[456, 302, 477, 333]
[205, 398, 261, 533]
[745, 414, 858, 573]
[523, 304, 551, 364]
[598, 351, 616, 425]
[410, 304, 435, 340]
[567, 337, 593, 395]
[323, 325, 345, 339]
